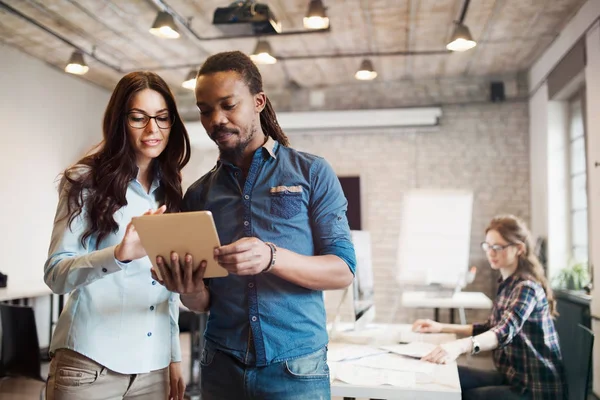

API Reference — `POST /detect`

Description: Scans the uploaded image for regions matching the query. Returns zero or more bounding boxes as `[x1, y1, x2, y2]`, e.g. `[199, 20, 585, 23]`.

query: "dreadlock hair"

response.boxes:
[197, 51, 289, 147]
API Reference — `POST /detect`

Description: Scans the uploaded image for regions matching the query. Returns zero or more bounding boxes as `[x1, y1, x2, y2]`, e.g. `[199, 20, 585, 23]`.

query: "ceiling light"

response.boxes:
[64, 50, 89, 75]
[182, 69, 197, 90]
[303, 0, 329, 30]
[250, 40, 277, 64]
[149, 11, 180, 39]
[354, 59, 377, 80]
[446, 22, 476, 52]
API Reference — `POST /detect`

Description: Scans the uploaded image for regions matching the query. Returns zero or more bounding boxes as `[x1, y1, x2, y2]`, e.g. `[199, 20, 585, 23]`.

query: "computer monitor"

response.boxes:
[323, 230, 375, 331]
[351, 230, 375, 329]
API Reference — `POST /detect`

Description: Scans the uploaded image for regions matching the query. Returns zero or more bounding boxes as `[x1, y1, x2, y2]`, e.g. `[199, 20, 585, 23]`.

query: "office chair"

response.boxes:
[561, 323, 594, 400]
[0, 303, 45, 400]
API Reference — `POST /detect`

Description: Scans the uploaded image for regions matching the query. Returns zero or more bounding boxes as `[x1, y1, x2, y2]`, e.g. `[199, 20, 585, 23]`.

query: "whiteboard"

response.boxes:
[396, 189, 473, 287]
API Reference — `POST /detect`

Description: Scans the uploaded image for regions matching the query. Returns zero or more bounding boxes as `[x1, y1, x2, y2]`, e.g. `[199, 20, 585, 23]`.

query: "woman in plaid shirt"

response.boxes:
[413, 215, 567, 399]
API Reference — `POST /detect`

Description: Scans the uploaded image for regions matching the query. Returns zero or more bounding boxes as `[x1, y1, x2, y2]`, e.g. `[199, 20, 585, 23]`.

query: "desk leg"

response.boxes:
[186, 312, 206, 400]
[49, 294, 54, 348]
[434, 308, 440, 322]
[58, 294, 64, 315]
[450, 308, 455, 324]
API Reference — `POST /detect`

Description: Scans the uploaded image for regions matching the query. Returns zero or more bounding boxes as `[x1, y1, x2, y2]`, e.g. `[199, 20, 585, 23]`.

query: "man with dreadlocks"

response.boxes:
[153, 51, 356, 399]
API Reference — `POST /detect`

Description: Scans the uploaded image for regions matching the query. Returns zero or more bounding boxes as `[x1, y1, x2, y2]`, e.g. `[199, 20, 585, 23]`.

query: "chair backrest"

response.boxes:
[0, 304, 42, 381]
[561, 323, 594, 400]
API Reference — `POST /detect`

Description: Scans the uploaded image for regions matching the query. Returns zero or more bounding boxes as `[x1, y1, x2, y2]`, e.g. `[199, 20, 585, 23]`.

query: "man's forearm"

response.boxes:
[181, 289, 210, 313]
[270, 249, 354, 290]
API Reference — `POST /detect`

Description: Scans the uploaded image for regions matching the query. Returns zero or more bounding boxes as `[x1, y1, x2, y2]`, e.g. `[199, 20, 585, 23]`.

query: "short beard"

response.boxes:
[219, 123, 257, 163]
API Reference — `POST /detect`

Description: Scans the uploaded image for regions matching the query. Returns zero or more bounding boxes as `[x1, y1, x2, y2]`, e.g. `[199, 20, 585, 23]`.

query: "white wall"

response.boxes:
[547, 101, 570, 278]
[0, 44, 110, 346]
[587, 21, 600, 397]
[529, 84, 550, 245]
[527, 0, 600, 279]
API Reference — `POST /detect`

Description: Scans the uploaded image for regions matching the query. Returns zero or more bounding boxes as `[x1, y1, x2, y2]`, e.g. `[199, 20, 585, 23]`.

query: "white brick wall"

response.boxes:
[289, 102, 530, 324]
[183, 75, 531, 326]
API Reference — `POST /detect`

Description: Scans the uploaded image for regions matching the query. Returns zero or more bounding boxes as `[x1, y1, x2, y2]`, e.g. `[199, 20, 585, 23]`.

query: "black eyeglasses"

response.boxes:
[126, 111, 174, 129]
[481, 242, 516, 252]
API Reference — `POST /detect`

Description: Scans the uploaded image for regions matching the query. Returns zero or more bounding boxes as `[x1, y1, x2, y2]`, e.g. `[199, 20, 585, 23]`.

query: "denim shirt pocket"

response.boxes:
[270, 185, 303, 219]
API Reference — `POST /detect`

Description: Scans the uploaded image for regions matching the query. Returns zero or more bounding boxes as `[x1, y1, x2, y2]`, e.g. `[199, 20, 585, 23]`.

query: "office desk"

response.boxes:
[332, 365, 460, 400]
[329, 323, 461, 400]
[0, 280, 51, 303]
[0, 279, 61, 360]
[402, 291, 493, 324]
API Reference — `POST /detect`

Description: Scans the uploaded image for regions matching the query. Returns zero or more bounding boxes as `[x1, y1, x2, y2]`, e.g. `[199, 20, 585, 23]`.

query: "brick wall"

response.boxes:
[183, 74, 531, 325]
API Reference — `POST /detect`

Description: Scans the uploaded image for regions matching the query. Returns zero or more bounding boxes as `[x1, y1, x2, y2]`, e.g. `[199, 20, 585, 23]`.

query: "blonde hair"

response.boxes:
[486, 215, 557, 317]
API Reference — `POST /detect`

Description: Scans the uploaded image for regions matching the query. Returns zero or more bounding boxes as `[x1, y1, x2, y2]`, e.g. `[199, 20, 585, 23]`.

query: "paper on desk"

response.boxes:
[328, 343, 389, 362]
[330, 362, 416, 387]
[380, 342, 437, 359]
[397, 328, 456, 345]
[349, 353, 435, 375]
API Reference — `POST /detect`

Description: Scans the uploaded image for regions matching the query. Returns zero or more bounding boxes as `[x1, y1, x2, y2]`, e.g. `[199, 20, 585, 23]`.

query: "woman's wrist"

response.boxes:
[114, 244, 126, 262]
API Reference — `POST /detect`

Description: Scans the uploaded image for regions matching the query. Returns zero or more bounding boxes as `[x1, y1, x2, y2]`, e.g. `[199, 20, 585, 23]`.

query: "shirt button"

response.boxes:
[248, 283, 254, 288]
[244, 195, 250, 200]
[102, 268, 107, 273]
[152, 281, 157, 285]
[150, 306, 155, 311]
[147, 332, 152, 337]
[251, 316, 257, 322]
[244, 221, 249, 226]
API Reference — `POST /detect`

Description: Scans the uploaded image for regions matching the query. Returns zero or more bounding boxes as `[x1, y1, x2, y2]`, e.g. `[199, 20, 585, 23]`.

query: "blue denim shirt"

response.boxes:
[183, 137, 356, 366]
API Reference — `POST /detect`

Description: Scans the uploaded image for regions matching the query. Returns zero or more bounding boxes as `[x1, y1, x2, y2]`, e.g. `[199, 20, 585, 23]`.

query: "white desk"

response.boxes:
[329, 323, 461, 400]
[0, 279, 59, 358]
[0, 279, 51, 302]
[402, 291, 493, 325]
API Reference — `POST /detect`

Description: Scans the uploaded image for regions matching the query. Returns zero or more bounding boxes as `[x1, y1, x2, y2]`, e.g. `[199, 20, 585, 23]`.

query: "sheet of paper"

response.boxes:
[349, 353, 435, 375]
[380, 342, 437, 359]
[397, 328, 456, 345]
[327, 343, 389, 362]
[330, 362, 416, 387]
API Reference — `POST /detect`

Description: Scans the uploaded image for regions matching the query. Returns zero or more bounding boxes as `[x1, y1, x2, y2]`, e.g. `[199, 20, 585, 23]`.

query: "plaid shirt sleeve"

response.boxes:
[491, 282, 538, 348]
[472, 319, 491, 336]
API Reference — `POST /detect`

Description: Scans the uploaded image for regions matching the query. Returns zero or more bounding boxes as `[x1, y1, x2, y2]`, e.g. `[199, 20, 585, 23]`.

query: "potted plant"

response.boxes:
[553, 261, 590, 291]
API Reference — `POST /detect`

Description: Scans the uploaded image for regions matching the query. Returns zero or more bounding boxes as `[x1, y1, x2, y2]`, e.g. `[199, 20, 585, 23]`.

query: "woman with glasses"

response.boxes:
[412, 215, 566, 400]
[44, 71, 191, 400]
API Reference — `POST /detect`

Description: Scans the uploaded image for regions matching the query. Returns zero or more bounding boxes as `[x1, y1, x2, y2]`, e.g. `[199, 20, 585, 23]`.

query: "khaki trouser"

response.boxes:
[46, 349, 169, 400]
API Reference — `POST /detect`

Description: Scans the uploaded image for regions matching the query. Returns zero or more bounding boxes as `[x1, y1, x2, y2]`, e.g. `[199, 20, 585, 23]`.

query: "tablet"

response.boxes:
[131, 211, 228, 280]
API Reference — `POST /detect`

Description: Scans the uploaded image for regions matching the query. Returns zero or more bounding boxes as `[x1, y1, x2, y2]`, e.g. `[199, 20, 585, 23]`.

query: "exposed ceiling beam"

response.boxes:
[0, 0, 123, 73]
[133, 49, 453, 72]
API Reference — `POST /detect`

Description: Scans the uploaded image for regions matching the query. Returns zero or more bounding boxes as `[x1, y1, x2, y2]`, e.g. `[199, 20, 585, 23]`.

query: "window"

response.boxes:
[568, 95, 588, 263]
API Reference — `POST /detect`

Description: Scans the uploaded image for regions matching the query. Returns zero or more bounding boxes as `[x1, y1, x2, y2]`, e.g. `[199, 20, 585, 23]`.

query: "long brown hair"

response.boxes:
[486, 215, 557, 317]
[197, 51, 289, 146]
[62, 71, 191, 248]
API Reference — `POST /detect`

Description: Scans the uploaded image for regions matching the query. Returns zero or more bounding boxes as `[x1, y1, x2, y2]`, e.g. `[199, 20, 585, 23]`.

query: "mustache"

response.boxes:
[211, 126, 239, 139]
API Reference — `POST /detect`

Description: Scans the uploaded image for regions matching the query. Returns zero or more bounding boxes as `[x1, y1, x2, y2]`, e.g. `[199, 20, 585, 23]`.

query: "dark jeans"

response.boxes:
[459, 366, 530, 400]
[200, 345, 330, 400]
